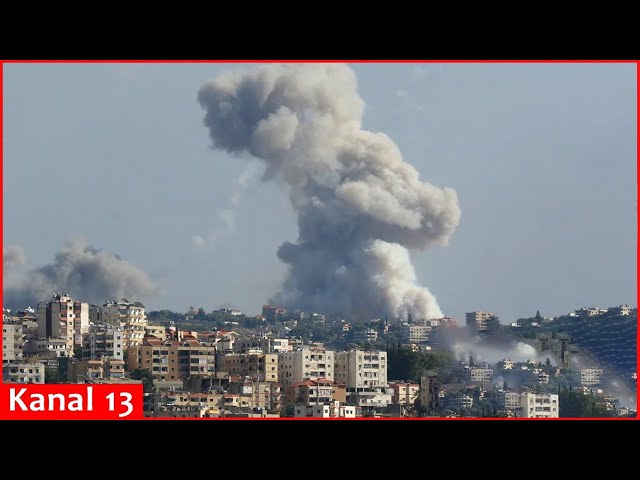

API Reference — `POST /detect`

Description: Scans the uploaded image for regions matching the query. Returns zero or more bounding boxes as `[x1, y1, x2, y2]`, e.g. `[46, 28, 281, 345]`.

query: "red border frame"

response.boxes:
[0, 59, 637, 421]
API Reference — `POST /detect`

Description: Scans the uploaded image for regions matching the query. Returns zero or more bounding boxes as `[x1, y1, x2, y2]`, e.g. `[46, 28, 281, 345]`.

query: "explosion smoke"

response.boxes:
[198, 64, 461, 320]
[3, 245, 25, 271]
[2, 239, 158, 308]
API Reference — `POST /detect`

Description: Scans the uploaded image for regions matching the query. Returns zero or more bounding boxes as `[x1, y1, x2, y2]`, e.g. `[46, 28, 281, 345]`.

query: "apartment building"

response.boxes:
[218, 351, 279, 382]
[127, 337, 217, 382]
[278, 346, 335, 387]
[2, 321, 24, 362]
[521, 392, 559, 418]
[37, 292, 89, 354]
[102, 298, 148, 348]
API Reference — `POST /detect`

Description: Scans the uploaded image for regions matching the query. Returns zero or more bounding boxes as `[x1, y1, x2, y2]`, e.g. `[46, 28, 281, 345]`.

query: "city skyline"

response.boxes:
[3, 62, 637, 323]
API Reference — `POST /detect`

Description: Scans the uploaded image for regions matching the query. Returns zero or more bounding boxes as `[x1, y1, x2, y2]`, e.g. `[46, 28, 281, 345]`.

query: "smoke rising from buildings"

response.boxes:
[2, 239, 158, 308]
[439, 324, 556, 365]
[197, 63, 461, 320]
[3, 245, 26, 271]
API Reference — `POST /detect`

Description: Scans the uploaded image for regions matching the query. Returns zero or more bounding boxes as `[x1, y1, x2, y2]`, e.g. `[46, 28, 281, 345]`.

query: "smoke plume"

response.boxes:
[3, 245, 26, 271]
[3, 239, 158, 308]
[198, 63, 461, 320]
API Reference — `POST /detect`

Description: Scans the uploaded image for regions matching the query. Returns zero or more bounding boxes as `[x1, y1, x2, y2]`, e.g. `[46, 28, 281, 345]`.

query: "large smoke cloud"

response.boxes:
[198, 64, 461, 320]
[3, 245, 26, 271]
[3, 239, 158, 308]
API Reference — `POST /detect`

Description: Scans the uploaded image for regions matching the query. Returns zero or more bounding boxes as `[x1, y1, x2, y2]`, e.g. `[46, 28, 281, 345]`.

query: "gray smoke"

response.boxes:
[198, 63, 461, 320]
[3, 245, 26, 271]
[3, 239, 158, 309]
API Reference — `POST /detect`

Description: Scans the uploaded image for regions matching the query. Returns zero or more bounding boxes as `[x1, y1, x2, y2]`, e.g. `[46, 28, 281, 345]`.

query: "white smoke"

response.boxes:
[197, 63, 461, 320]
[3, 245, 26, 271]
[3, 238, 158, 308]
[193, 161, 264, 250]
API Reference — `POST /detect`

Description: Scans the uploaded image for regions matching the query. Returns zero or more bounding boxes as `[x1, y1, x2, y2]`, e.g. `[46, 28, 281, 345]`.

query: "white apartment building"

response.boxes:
[521, 392, 559, 418]
[448, 395, 474, 409]
[334, 349, 387, 389]
[2, 321, 24, 362]
[102, 298, 147, 347]
[278, 347, 335, 387]
[353, 328, 378, 343]
[401, 324, 431, 343]
[294, 402, 358, 418]
[37, 292, 89, 354]
[581, 368, 604, 386]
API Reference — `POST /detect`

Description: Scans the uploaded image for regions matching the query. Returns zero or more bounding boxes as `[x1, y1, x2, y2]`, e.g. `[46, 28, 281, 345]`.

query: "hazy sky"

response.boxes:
[2, 62, 636, 323]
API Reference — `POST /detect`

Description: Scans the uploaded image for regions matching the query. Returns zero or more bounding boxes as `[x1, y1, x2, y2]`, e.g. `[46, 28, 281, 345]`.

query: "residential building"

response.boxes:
[469, 368, 493, 384]
[401, 324, 431, 343]
[68, 356, 126, 382]
[581, 368, 604, 386]
[81, 324, 124, 360]
[294, 402, 359, 418]
[2, 360, 46, 384]
[448, 395, 473, 409]
[391, 382, 420, 405]
[353, 328, 378, 343]
[2, 320, 24, 362]
[233, 336, 291, 354]
[226, 378, 282, 412]
[503, 391, 521, 409]
[608, 304, 632, 316]
[278, 346, 335, 387]
[521, 392, 559, 418]
[102, 298, 147, 347]
[37, 292, 89, 354]
[218, 351, 279, 382]
[420, 370, 441, 413]
[465, 311, 499, 333]
[334, 349, 387, 389]
[127, 337, 217, 382]
[262, 305, 286, 322]
[23, 337, 69, 359]
[285, 378, 337, 405]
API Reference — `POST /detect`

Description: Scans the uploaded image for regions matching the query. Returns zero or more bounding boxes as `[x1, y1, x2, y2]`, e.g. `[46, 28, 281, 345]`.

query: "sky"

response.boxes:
[2, 62, 637, 323]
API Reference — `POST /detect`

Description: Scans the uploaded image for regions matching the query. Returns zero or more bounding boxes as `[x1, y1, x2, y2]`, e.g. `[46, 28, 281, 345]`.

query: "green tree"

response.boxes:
[130, 368, 155, 393]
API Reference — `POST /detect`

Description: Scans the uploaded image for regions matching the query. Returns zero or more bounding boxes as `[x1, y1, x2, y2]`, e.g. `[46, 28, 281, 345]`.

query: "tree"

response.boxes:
[130, 368, 155, 393]
[408, 313, 413, 324]
[535, 310, 542, 322]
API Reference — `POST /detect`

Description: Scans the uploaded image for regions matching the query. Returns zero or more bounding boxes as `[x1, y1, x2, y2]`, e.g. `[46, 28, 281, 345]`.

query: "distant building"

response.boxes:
[68, 356, 125, 382]
[465, 311, 499, 333]
[390, 382, 420, 405]
[278, 346, 335, 387]
[419, 370, 441, 413]
[2, 321, 24, 362]
[233, 336, 291, 354]
[353, 328, 378, 343]
[262, 305, 286, 322]
[500, 358, 514, 370]
[2, 361, 46, 384]
[401, 324, 431, 343]
[81, 324, 124, 360]
[537, 372, 549, 384]
[294, 402, 359, 418]
[448, 395, 473, 409]
[285, 378, 340, 406]
[127, 337, 216, 382]
[521, 392, 559, 418]
[334, 349, 387, 389]
[37, 292, 89, 355]
[503, 391, 521, 409]
[608, 304, 632, 316]
[218, 351, 279, 382]
[581, 368, 604, 386]
[102, 298, 147, 348]
[469, 368, 493, 384]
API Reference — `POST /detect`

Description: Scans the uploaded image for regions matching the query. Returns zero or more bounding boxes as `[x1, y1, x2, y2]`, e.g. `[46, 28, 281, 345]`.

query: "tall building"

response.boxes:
[2, 320, 24, 362]
[334, 349, 387, 389]
[278, 346, 335, 387]
[102, 298, 147, 348]
[37, 292, 89, 355]
[420, 370, 441, 414]
[581, 368, 604, 386]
